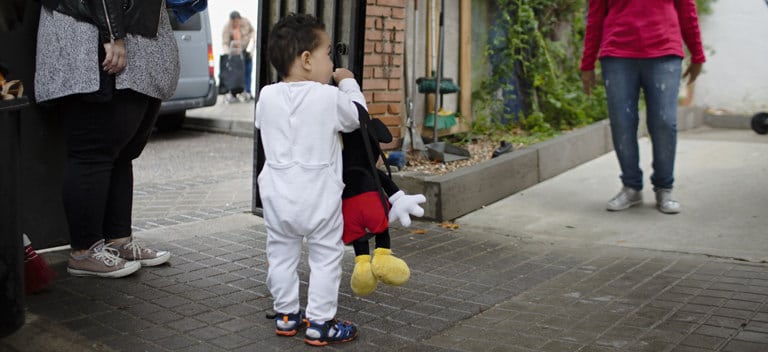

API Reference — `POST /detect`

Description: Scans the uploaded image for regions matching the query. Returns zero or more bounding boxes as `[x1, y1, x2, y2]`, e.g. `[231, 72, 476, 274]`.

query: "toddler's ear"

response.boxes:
[301, 51, 313, 69]
[369, 118, 393, 143]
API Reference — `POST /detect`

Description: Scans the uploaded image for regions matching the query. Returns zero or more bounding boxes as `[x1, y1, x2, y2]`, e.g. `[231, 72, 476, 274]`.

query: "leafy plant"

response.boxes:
[471, 0, 715, 141]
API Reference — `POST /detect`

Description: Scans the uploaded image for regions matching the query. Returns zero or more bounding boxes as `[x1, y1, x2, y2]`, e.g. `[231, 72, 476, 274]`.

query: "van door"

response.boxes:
[167, 9, 213, 100]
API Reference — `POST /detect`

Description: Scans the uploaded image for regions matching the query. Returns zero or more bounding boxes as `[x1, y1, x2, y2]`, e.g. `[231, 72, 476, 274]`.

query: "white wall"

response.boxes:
[207, 0, 259, 93]
[694, 0, 768, 113]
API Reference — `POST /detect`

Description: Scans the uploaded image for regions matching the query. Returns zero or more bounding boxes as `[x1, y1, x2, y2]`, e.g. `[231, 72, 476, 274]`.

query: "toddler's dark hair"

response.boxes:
[267, 13, 326, 79]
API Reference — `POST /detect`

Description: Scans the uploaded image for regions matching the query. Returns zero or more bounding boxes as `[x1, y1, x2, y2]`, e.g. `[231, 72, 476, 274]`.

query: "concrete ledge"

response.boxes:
[395, 106, 706, 222]
[537, 120, 611, 181]
[393, 149, 538, 220]
[185, 116, 254, 137]
[702, 110, 751, 129]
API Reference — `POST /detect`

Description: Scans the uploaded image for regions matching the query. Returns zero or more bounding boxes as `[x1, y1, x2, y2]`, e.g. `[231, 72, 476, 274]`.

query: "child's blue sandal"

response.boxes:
[304, 319, 358, 346]
[274, 311, 307, 337]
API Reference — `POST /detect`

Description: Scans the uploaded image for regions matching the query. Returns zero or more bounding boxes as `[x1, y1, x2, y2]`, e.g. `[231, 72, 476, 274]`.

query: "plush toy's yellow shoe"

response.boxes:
[371, 248, 410, 286]
[350, 255, 377, 296]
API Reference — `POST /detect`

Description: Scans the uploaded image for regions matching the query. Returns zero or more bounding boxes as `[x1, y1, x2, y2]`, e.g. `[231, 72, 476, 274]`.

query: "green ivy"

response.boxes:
[470, 0, 604, 139]
[469, 0, 715, 141]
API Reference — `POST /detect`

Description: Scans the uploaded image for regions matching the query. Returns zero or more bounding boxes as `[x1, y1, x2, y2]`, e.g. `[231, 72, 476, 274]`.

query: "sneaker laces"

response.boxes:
[92, 243, 122, 267]
[123, 240, 152, 259]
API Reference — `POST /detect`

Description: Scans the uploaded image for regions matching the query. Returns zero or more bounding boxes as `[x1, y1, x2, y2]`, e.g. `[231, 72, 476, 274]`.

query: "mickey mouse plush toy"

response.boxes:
[342, 103, 426, 296]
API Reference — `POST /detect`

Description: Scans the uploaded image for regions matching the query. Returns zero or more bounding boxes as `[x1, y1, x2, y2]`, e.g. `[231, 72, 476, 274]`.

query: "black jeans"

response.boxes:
[61, 89, 160, 250]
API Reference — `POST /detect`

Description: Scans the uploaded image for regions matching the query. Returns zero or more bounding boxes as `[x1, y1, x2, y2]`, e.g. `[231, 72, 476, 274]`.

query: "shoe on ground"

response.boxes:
[304, 319, 358, 346]
[110, 237, 171, 266]
[225, 94, 238, 103]
[241, 92, 253, 101]
[606, 186, 642, 211]
[67, 240, 140, 278]
[275, 310, 307, 337]
[655, 188, 681, 214]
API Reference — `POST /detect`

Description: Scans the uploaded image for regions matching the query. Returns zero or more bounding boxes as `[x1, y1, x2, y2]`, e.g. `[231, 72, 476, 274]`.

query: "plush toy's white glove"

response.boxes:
[388, 191, 426, 227]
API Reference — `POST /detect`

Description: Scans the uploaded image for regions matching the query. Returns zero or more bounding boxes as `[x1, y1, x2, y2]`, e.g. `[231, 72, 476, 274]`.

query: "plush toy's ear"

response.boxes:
[369, 118, 393, 144]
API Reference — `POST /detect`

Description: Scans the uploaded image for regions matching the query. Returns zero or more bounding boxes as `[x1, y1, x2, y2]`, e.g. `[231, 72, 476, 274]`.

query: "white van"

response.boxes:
[157, 9, 217, 131]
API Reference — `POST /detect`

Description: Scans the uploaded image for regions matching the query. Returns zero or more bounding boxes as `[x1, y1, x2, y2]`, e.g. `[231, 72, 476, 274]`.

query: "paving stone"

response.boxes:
[695, 324, 738, 339]
[138, 325, 178, 341]
[722, 339, 768, 352]
[143, 310, 185, 325]
[155, 335, 199, 350]
[743, 320, 768, 333]
[540, 339, 585, 352]
[679, 333, 726, 350]
[713, 307, 754, 319]
[733, 330, 768, 344]
[166, 317, 207, 332]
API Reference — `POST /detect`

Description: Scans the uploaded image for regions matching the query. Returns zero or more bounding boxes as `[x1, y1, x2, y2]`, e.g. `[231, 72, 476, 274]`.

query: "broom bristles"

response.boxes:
[24, 243, 57, 294]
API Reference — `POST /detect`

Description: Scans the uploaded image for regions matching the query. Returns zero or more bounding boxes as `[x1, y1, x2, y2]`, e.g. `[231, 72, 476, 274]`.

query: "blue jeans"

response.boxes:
[600, 56, 682, 191]
[244, 53, 253, 94]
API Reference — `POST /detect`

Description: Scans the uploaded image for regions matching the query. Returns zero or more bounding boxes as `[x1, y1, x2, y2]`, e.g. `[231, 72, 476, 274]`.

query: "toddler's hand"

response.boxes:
[332, 68, 354, 84]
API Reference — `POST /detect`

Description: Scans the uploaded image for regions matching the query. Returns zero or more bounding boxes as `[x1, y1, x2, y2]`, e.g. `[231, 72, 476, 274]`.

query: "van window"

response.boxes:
[167, 10, 202, 31]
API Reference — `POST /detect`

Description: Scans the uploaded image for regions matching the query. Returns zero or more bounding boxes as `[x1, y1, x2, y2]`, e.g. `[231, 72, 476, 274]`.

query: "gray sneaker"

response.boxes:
[67, 240, 140, 278]
[655, 188, 681, 214]
[110, 237, 171, 267]
[606, 187, 643, 211]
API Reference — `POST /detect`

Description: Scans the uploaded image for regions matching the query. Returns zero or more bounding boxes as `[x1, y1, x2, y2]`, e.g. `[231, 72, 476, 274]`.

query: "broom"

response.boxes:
[23, 233, 57, 294]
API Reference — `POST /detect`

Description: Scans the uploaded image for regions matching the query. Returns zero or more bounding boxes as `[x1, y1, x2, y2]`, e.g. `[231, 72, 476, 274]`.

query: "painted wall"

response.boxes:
[694, 0, 768, 113]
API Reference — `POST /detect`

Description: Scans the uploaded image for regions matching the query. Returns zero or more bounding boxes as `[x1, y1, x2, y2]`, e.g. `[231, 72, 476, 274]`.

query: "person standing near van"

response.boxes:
[580, 0, 705, 214]
[222, 10, 254, 101]
[35, 0, 177, 277]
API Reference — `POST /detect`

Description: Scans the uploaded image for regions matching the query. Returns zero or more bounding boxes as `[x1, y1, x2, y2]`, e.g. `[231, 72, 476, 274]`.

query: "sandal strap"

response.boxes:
[327, 320, 356, 339]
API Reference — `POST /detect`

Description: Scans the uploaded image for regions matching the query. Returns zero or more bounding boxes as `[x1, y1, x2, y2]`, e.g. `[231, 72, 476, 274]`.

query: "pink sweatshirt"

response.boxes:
[580, 0, 706, 71]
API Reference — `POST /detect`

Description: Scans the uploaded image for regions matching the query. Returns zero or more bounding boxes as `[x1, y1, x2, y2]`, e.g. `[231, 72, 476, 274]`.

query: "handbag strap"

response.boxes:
[353, 102, 391, 217]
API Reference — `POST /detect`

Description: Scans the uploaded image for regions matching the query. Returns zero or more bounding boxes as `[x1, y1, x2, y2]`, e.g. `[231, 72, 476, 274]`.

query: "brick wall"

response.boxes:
[364, 0, 406, 148]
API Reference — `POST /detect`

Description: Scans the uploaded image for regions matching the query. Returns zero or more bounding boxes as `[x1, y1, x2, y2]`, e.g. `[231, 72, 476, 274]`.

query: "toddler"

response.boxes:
[255, 13, 364, 346]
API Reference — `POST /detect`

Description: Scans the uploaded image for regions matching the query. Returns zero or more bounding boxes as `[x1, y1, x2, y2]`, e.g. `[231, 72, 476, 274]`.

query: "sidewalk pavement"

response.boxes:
[3, 101, 768, 352]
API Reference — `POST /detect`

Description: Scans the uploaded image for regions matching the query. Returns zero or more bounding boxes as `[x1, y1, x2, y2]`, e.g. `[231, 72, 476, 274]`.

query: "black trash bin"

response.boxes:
[0, 98, 27, 337]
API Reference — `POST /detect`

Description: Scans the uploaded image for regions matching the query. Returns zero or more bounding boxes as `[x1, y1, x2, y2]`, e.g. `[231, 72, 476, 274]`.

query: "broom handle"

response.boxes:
[433, 0, 444, 144]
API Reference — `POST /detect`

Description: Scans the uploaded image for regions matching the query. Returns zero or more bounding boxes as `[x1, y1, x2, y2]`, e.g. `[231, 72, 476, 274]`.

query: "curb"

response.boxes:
[184, 116, 254, 137]
[702, 110, 752, 129]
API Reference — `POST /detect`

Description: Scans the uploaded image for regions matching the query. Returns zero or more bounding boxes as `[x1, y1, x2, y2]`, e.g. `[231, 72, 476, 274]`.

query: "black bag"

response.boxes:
[218, 53, 244, 95]
[53, 0, 163, 39]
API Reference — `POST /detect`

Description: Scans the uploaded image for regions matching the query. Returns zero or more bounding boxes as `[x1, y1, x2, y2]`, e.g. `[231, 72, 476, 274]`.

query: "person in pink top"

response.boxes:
[580, 0, 706, 214]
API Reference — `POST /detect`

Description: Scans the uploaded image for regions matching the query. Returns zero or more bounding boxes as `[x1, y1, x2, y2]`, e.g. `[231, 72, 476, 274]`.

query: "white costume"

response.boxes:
[255, 78, 365, 322]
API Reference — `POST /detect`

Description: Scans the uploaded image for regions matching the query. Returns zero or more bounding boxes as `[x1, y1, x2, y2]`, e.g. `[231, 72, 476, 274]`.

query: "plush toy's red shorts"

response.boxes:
[342, 191, 389, 244]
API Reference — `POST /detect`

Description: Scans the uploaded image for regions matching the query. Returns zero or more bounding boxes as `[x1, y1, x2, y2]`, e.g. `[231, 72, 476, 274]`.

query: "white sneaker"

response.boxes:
[606, 187, 643, 211]
[67, 240, 141, 278]
[655, 188, 681, 214]
[110, 237, 171, 266]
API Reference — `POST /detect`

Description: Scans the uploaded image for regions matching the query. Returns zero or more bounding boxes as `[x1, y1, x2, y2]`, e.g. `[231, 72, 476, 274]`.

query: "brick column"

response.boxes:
[364, 0, 406, 149]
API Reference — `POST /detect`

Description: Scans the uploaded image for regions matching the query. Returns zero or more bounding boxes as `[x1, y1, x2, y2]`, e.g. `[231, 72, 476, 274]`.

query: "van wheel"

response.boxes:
[156, 111, 186, 132]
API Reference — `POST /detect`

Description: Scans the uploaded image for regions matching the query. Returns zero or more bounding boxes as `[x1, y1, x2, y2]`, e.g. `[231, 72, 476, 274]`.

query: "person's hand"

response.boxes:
[103, 39, 126, 74]
[387, 191, 426, 227]
[332, 68, 354, 84]
[683, 62, 703, 85]
[581, 70, 597, 95]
